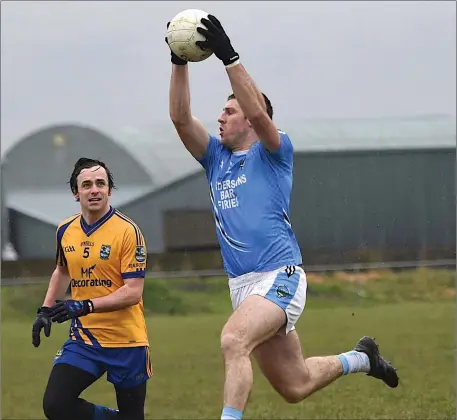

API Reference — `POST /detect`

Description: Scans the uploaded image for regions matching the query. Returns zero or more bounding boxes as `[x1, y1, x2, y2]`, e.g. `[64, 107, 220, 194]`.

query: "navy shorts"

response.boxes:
[53, 339, 152, 389]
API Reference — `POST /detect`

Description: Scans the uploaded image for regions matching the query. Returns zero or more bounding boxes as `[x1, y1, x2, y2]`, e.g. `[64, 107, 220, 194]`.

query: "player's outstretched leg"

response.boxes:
[253, 331, 398, 405]
[43, 363, 119, 420]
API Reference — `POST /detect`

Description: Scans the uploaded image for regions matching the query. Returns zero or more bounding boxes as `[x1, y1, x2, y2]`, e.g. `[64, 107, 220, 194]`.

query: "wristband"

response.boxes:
[87, 300, 95, 313]
[225, 59, 240, 69]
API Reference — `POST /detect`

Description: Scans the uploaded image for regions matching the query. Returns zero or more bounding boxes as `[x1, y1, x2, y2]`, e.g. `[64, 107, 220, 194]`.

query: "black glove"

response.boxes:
[196, 14, 240, 66]
[165, 22, 188, 65]
[32, 306, 52, 348]
[49, 299, 94, 323]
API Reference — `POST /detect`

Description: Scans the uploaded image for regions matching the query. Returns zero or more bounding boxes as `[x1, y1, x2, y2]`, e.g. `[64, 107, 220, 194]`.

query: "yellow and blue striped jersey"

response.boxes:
[56, 206, 149, 348]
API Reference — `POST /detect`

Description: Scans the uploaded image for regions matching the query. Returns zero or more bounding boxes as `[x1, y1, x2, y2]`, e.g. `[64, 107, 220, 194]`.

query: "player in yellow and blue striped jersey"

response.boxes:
[32, 158, 151, 420]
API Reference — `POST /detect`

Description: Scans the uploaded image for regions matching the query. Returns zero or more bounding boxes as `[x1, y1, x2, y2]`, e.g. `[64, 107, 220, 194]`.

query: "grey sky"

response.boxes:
[1, 1, 455, 153]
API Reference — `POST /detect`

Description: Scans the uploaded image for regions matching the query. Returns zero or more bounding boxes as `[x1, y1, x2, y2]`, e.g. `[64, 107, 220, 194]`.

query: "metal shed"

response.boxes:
[121, 115, 456, 264]
[2, 115, 455, 265]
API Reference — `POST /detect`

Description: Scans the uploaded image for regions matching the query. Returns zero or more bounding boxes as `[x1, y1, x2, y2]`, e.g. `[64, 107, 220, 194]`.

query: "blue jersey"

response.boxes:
[198, 130, 302, 278]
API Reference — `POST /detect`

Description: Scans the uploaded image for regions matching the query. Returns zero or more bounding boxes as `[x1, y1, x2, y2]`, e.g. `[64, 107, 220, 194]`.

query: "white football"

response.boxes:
[167, 9, 213, 62]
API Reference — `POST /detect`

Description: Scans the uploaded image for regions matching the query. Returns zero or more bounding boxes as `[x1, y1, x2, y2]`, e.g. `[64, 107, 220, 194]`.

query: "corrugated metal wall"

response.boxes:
[123, 146, 456, 264]
[7, 148, 456, 266]
[290, 148, 455, 263]
[121, 173, 212, 253]
[9, 210, 57, 259]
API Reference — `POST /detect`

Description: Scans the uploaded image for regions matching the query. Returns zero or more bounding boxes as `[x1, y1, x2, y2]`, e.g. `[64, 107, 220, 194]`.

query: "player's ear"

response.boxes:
[74, 192, 80, 202]
[108, 189, 112, 197]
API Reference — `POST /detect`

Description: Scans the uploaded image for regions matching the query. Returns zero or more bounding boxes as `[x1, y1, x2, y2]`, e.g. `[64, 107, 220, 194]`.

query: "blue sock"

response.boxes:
[337, 351, 370, 375]
[221, 407, 243, 420]
[93, 404, 118, 419]
[337, 354, 350, 375]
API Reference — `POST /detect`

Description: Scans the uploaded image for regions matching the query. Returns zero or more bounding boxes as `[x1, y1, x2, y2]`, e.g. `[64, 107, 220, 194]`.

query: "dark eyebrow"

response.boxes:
[81, 178, 107, 184]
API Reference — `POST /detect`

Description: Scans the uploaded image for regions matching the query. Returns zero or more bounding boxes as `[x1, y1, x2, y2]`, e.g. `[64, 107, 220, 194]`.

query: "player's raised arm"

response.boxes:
[225, 64, 280, 152]
[166, 26, 210, 160]
[196, 15, 281, 153]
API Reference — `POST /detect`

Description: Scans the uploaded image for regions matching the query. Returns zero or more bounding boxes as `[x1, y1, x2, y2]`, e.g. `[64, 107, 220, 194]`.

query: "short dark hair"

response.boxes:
[227, 92, 273, 120]
[69, 157, 115, 197]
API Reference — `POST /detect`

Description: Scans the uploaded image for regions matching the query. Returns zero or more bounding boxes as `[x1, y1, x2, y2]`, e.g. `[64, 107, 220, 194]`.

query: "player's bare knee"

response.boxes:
[220, 331, 249, 359]
[280, 386, 306, 404]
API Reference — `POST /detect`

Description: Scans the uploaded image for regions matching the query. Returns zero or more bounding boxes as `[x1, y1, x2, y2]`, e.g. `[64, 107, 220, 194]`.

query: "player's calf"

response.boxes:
[254, 330, 398, 408]
[253, 331, 344, 405]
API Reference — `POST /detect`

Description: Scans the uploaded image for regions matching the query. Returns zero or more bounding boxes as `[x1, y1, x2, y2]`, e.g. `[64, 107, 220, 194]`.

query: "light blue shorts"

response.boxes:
[228, 265, 307, 334]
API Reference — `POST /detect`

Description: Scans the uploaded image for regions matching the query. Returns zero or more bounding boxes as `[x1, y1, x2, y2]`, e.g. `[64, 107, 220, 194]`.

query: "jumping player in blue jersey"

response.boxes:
[166, 14, 399, 420]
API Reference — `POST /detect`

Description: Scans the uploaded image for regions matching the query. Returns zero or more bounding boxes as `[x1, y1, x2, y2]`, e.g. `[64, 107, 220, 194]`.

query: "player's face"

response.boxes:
[75, 166, 111, 213]
[217, 99, 251, 149]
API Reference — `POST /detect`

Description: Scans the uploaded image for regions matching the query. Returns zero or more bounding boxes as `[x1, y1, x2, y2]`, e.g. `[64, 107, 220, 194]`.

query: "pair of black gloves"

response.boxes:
[32, 299, 94, 347]
[166, 14, 240, 67]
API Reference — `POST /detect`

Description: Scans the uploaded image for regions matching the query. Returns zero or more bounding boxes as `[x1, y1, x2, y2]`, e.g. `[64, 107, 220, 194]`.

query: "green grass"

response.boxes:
[1, 269, 456, 419]
[3, 268, 454, 318]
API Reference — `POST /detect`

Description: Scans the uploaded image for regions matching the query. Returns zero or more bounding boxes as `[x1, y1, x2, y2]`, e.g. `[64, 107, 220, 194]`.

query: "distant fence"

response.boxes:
[1, 258, 455, 287]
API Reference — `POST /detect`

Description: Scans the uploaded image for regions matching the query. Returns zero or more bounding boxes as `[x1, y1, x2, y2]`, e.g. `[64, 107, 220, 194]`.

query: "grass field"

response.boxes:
[1, 268, 455, 419]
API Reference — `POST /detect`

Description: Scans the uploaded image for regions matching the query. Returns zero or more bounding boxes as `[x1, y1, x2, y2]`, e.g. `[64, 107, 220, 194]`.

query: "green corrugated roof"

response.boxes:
[2, 115, 455, 226]
[3, 114, 455, 191]
[107, 114, 455, 186]
[285, 114, 456, 152]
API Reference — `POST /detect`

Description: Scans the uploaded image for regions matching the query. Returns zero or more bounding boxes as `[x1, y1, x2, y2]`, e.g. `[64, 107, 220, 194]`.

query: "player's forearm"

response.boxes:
[226, 63, 266, 121]
[43, 267, 70, 307]
[91, 282, 143, 313]
[169, 64, 192, 124]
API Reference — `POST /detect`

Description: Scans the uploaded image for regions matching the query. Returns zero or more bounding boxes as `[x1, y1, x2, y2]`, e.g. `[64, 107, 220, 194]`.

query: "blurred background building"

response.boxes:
[1, 1, 455, 275]
[2, 115, 455, 268]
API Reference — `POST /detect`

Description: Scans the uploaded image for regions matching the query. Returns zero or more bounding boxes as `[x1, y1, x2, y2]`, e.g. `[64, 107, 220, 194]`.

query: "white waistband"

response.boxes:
[228, 267, 284, 290]
[228, 265, 304, 290]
